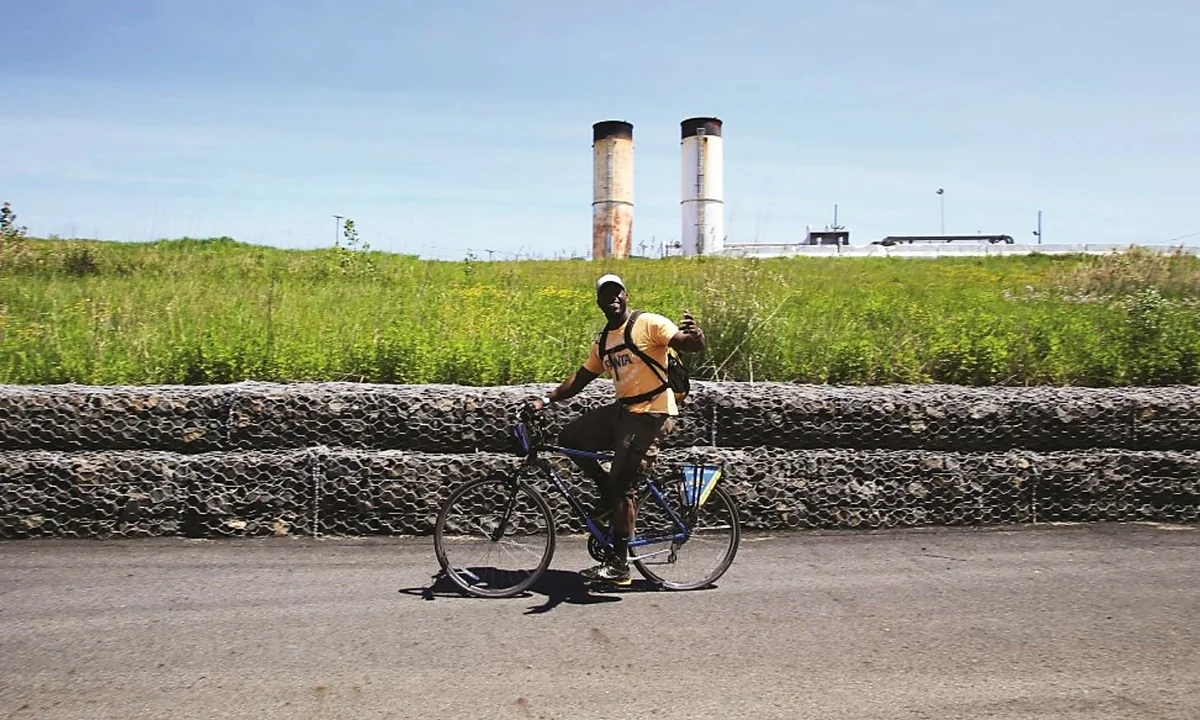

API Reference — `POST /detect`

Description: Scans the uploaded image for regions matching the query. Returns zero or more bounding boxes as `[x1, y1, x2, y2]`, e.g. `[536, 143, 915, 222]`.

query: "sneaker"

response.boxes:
[580, 561, 631, 586]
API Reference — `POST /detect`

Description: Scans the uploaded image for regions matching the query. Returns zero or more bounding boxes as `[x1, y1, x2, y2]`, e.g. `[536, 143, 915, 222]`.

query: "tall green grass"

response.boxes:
[1, 237, 1198, 386]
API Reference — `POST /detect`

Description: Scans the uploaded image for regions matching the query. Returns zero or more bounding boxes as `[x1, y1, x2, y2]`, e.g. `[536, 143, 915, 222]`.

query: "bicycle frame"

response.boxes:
[512, 420, 695, 560]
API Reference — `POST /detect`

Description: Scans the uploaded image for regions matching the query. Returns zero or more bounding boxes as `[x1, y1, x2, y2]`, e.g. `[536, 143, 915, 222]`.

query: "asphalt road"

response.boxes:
[2, 523, 1198, 720]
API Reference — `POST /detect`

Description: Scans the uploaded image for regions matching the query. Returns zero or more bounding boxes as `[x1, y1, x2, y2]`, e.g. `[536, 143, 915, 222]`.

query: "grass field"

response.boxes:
[1, 235, 1198, 386]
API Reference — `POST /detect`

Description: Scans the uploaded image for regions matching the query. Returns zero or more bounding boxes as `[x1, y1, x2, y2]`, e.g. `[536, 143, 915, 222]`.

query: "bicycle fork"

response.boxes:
[489, 474, 522, 543]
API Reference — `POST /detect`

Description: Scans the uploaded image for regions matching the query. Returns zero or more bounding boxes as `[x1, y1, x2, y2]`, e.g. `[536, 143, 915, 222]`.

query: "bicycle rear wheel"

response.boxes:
[630, 484, 740, 590]
[434, 473, 556, 598]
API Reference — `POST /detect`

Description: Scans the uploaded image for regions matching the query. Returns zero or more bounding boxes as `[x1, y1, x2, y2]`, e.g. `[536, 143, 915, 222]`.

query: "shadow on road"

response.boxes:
[399, 568, 666, 614]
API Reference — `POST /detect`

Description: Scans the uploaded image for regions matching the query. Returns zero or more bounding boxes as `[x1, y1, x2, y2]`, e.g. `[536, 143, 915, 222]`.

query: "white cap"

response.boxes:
[595, 274, 626, 295]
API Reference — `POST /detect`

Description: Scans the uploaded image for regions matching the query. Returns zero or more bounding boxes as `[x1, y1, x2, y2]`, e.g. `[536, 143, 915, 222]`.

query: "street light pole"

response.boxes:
[936, 188, 945, 234]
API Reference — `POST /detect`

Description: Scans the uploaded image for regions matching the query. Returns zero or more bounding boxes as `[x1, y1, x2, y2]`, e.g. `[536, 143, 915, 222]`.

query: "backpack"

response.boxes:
[597, 309, 691, 406]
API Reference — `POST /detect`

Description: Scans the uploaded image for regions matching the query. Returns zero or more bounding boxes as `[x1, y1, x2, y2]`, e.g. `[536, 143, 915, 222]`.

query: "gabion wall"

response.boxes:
[1, 381, 1196, 539]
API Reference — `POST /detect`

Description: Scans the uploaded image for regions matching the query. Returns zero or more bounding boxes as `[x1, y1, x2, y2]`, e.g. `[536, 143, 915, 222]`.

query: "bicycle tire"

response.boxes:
[631, 485, 741, 591]
[433, 473, 556, 598]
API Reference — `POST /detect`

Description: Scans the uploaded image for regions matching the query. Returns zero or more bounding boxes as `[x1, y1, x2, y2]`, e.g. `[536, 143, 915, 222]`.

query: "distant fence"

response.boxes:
[1, 381, 1197, 539]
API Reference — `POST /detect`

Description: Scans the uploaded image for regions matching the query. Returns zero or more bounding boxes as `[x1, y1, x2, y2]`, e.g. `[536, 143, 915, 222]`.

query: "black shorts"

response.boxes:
[558, 402, 677, 496]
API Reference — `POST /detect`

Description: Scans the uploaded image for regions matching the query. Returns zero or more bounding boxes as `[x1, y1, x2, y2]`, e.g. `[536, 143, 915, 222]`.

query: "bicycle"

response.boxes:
[433, 404, 741, 598]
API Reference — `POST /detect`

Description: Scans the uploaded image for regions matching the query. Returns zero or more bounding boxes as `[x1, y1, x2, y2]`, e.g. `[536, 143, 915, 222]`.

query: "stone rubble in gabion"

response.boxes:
[2, 445, 1196, 539]
[0, 449, 315, 539]
[2, 381, 1197, 454]
[0, 384, 236, 452]
[696, 382, 1200, 451]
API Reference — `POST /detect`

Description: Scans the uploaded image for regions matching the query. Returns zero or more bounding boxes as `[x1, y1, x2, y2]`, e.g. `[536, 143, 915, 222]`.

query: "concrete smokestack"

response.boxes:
[680, 117, 724, 256]
[592, 120, 634, 259]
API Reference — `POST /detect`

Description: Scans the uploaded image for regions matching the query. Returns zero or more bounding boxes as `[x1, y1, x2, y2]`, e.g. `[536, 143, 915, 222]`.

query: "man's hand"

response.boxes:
[670, 309, 706, 352]
[680, 309, 701, 336]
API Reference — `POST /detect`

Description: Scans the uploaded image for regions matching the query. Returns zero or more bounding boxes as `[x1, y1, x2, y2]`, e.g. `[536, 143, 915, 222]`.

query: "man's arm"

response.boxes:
[668, 310, 706, 353]
[532, 366, 598, 410]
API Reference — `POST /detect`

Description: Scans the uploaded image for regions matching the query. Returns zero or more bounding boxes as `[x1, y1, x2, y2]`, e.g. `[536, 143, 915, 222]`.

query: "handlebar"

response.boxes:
[509, 400, 550, 457]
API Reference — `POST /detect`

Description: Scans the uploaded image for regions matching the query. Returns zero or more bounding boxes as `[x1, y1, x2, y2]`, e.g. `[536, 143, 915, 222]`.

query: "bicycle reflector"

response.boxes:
[679, 464, 721, 507]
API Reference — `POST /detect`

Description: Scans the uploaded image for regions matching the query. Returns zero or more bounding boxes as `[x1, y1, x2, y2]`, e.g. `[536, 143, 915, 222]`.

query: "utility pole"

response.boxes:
[333, 215, 344, 247]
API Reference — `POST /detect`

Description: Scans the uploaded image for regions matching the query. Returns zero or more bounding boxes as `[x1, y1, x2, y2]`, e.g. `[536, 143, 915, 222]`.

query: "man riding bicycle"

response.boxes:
[527, 273, 707, 585]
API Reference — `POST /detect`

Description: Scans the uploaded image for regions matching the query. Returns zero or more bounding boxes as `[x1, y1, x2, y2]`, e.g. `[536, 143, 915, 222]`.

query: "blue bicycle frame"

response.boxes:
[517, 430, 694, 559]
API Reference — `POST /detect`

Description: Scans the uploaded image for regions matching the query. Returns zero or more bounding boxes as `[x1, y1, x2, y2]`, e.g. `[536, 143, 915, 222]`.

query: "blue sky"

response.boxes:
[4, 0, 1197, 259]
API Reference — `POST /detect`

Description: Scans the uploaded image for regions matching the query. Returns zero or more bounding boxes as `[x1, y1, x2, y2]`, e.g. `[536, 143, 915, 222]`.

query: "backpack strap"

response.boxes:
[597, 321, 610, 376]
[599, 309, 644, 382]
[597, 313, 618, 380]
[623, 310, 669, 381]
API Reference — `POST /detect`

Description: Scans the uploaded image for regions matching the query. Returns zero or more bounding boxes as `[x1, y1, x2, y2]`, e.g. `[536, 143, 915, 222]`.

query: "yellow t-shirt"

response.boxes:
[584, 312, 681, 415]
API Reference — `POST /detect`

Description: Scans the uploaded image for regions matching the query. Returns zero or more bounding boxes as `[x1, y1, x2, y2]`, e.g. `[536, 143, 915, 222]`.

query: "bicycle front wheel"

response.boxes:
[434, 473, 556, 598]
[631, 484, 741, 591]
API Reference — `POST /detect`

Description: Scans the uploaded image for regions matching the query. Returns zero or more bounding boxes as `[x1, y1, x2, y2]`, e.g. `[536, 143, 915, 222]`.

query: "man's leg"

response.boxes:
[590, 409, 676, 581]
[557, 403, 620, 515]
